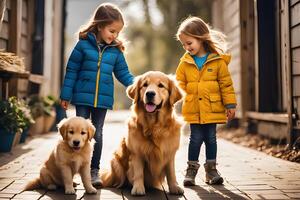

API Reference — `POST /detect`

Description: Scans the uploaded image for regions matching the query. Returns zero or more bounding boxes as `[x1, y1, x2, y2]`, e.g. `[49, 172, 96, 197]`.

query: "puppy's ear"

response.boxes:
[168, 75, 183, 105]
[126, 76, 141, 103]
[86, 119, 95, 141]
[57, 118, 69, 140]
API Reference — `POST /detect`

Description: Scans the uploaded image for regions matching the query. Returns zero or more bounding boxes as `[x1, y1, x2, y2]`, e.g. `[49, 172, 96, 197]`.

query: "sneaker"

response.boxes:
[91, 168, 102, 187]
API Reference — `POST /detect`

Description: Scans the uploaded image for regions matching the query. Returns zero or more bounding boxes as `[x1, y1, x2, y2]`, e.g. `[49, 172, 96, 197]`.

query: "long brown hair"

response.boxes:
[176, 16, 228, 54]
[78, 3, 125, 51]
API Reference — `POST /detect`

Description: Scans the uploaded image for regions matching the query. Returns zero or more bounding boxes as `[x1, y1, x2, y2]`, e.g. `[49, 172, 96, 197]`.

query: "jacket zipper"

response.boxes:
[94, 46, 108, 107]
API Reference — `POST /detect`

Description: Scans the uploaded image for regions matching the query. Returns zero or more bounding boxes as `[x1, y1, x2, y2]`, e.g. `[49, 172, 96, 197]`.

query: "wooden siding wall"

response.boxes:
[240, 0, 255, 115]
[290, 0, 300, 129]
[0, 0, 10, 50]
[18, 0, 34, 98]
[0, 0, 34, 98]
[20, 0, 34, 71]
[212, 0, 242, 118]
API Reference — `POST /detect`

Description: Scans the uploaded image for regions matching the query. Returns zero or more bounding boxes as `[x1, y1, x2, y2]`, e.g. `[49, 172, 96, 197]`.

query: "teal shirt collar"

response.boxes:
[192, 53, 209, 69]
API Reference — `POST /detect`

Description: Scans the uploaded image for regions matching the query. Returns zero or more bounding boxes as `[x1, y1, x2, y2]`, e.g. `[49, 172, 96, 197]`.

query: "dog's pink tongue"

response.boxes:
[145, 104, 156, 112]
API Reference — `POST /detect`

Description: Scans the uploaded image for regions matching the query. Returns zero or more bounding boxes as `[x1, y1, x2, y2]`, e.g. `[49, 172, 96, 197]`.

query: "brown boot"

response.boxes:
[183, 161, 200, 186]
[204, 161, 223, 185]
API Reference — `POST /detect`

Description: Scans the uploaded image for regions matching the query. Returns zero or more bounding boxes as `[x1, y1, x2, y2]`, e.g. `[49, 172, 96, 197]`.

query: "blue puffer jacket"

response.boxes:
[60, 32, 134, 109]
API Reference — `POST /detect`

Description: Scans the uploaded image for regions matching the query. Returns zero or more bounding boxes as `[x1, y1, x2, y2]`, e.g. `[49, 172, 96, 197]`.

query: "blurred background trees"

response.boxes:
[65, 0, 213, 109]
[124, 0, 212, 74]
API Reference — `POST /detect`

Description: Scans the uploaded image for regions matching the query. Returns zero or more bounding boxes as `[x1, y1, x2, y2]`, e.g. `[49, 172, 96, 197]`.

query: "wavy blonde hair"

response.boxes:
[176, 16, 228, 54]
[78, 3, 125, 51]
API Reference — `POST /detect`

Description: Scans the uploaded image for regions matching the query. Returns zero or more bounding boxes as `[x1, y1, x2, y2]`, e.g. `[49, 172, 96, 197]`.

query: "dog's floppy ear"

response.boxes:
[126, 76, 141, 103]
[168, 75, 183, 105]
[86, 119, 95, 141]
[57, 118, 69, 140]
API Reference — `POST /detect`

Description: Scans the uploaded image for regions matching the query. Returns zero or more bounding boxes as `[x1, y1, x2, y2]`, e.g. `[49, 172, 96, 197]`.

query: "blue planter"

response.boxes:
[0, 129, 16, 152]
[19, 129, 29, 143]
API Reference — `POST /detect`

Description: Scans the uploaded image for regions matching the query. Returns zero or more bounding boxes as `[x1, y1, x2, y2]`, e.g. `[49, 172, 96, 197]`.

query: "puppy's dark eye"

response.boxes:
[158, 83, 164, 88]
[143, 82, 148, 87]
[81, 131, 86, 135]
[69, 130, 74, 134]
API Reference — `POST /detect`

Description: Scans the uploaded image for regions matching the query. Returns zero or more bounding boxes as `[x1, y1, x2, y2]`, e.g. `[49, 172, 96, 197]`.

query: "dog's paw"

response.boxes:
[64, 187, 76, 195]
[169, 185, 184, 195]
[131, 185, 145, 196]
[86, 186, 97, 194]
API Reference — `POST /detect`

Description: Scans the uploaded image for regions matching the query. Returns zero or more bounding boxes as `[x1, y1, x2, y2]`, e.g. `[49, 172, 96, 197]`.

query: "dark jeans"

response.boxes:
[76, 105, 107, 170]
[188, 123, 217, 162]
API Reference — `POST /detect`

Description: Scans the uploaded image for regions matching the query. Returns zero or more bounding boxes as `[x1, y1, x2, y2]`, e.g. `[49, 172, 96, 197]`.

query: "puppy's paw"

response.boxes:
[64, 187, 76, 195]
[131, 184, 145, 196]
[86, 186, 97, 194]
[169, 185, 184, 195]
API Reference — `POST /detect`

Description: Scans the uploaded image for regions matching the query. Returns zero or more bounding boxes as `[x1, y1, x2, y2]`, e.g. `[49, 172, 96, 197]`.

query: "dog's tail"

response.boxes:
[101, 138, 129, 188]
[23, 178, 41, 191]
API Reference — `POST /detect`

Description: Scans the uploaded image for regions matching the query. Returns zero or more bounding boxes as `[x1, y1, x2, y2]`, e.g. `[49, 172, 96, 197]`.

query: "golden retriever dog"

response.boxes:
[24, 117, 97, 195]
[101, 71, 184, 195]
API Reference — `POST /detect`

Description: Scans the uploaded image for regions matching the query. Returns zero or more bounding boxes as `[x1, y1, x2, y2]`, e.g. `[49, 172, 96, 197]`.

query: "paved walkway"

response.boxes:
[0, 110, 299, 199]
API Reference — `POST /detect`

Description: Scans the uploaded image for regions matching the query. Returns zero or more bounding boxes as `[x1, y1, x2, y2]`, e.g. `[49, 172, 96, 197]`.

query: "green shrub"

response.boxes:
[0, 96, 34, 133]
[27, 95, 57, 119]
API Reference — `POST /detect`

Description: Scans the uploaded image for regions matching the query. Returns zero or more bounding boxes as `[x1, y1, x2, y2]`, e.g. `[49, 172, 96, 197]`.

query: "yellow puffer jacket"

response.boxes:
[176, 52, 237, 124]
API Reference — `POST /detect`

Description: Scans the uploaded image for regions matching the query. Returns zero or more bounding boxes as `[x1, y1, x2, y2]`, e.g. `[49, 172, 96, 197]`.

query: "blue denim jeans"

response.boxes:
[76, 105, 107, 170]
[188, 123, 217, 162]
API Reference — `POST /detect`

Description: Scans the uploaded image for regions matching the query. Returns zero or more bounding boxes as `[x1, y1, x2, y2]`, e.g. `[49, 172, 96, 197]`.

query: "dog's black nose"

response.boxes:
[73, 140, 80, 146]
[146, 91, 156, 100]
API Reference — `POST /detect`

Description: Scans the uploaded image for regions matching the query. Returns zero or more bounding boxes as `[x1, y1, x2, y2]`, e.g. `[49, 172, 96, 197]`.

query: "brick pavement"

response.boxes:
[0, 110, 299, 199]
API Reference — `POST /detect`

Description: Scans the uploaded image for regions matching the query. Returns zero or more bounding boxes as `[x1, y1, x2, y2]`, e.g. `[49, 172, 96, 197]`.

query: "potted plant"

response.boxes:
[18, 98, 35, 143]
[27, 95, 57, 134]
[27, 95, 45, 135]
[42, 95, 56, 133]
[0, 97, 25, 152]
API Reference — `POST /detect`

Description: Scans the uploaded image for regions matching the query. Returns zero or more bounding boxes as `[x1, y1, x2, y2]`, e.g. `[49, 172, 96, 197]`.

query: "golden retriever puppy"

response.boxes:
[101, 71, 184, 196]
[24, 117, 97, 195]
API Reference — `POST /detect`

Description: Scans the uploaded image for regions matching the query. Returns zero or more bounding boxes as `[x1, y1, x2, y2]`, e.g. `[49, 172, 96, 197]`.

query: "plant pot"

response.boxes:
[44, 110, 56, 133]
[19, 129, 29, 143]
[29, 115, 44, 135]
[0, 129, 16, 152]
[12, 132, 21, 146]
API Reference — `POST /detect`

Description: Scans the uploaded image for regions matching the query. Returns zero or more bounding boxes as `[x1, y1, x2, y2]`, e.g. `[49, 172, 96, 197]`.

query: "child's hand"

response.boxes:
[60, 100, 69, 110]
[226, 108, 236, 121]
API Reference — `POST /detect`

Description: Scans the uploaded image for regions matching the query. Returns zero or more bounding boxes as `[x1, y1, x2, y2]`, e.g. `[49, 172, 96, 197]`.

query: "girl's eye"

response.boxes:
[143, 83, 148, 87]
[81, 131, 86, 135]
[69, 130, 74, 134]
[187, 42, 192, 45]
[158, 83, 164, 88]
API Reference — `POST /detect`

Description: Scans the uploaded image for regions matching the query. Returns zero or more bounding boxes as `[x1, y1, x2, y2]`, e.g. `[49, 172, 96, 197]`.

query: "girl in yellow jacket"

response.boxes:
[176, 16, 237, 186]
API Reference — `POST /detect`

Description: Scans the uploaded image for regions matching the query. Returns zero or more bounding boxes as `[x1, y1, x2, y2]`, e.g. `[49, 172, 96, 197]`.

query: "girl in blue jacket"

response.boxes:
[60, 3, 134, 186]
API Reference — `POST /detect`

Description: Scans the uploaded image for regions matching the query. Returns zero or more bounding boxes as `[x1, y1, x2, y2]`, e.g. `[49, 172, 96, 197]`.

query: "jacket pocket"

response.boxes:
[209, 94, 225, 113]
[182, 95, 198, 114]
